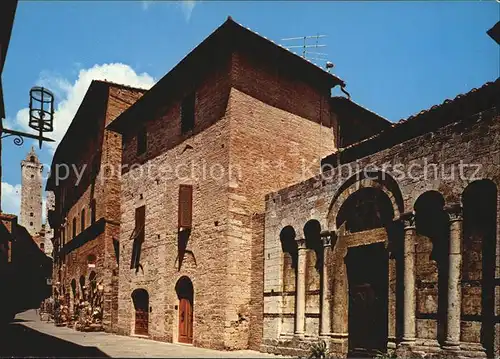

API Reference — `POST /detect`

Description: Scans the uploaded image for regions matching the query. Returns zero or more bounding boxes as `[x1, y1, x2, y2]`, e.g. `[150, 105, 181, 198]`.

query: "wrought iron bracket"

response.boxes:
[1, 127, 54, 148]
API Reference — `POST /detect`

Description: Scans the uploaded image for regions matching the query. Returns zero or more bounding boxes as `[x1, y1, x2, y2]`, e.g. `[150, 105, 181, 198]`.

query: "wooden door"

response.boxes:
[133, 289, 149, 335]
[135, 307, 148, 335]
[347, 243, 388, 357]
[178, 298, 193, 343]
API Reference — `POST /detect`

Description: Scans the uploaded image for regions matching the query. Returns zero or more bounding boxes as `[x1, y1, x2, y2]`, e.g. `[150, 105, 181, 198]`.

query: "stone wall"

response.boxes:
[0, 213, 17, 263]
[263, 107, 500, 357]
[118, 63, 232, 347]
[116, 47, 341, 350]
[20, 150, 43, 236]
[249, 213, 265, 351]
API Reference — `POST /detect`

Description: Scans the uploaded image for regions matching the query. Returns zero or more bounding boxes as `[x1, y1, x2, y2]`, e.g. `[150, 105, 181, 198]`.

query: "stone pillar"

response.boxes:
[295, 238, 307, 337]
[330, 244, 349, 356]
[444, 205, 463, 351]
[320, 231, 334, 337]
[402, 213, 417, 344]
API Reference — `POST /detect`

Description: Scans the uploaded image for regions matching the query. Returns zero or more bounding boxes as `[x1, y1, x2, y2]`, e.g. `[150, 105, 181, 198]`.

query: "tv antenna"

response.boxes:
[280, 34, 328, 63]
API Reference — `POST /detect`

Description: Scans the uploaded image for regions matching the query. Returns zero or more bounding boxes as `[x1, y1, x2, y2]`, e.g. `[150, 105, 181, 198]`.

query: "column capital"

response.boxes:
[296, 238, 307, 250]
[400, 212, 416, 230]
[321, 230, 336, 248]
[445, 203, 463, 222]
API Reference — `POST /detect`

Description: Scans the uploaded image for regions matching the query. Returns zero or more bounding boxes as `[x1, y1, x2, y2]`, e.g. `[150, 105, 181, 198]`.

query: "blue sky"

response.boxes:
[1, 0, 499, 217]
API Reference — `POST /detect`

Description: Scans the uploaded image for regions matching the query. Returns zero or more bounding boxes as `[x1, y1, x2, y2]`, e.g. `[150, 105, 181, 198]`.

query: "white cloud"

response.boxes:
[142, 0, 197, 21]
[1, 183, 47, 227]
[179, 0, 196, 21]
[1, 182, 21, 217]
[8, 63, 156, 154]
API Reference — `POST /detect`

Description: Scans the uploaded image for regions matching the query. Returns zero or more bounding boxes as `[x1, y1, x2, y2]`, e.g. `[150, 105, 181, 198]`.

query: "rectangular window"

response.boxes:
[136, 127, 147, 155]
[131, 205, 145, 269]
[181, 92, 195, 134]
[62, 227, 66, 246]
[178, 184, 193, 230]
[72, 217, 77, 238]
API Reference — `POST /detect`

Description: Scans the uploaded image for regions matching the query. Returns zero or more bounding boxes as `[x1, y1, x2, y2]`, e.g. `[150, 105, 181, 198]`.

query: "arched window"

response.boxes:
[79, 275, 86, 300]
[81, 208, 86, 231]
[462, 180, 497, 356]
[90, 199, 96, 224]
[414, 190, 448, 344]
[72, 217, 77, 238]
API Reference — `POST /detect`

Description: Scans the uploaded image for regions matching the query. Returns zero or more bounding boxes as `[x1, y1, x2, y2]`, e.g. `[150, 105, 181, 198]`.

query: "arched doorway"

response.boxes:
[175, 276, 193, 344]
[462, 180, 497, 356]
[336, 187, 392, 357]
[131, 289, 149, 335]
[414, 191, 449, 344]
[79, 275, 86, 301]
[70, 279, 77, 313]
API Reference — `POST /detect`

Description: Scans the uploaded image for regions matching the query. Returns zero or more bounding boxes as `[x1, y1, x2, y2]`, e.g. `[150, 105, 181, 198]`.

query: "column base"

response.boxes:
[400, 337, 416, 346]
[294, 332, 305, 339]
[443, 341, 461, 352]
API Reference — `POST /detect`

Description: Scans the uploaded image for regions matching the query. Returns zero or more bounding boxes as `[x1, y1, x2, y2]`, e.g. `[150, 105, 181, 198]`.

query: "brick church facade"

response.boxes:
[47, 17, 499, 358]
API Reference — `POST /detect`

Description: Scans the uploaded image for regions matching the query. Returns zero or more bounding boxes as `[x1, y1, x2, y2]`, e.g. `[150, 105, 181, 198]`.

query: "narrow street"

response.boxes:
[0, 311, 280, 358]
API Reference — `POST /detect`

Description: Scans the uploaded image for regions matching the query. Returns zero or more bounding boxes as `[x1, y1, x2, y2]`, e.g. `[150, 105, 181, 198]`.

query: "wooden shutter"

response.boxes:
[135, 206, 145, 242]
[178, 185, 193, 230]
[131, 206, 146, 269]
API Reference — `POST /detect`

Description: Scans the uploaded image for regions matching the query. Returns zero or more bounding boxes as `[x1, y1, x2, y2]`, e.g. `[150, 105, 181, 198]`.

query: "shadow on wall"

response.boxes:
[7, 225, 52, 314]
[0, 322, 109, 357]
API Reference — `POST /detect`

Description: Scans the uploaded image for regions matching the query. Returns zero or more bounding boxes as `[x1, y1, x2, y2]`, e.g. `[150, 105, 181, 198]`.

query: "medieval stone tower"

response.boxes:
[20, 147, 43, 236]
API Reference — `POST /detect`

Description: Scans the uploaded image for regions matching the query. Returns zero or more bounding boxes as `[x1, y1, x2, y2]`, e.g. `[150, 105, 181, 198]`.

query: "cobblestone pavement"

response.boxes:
[0, 310, 283, 358]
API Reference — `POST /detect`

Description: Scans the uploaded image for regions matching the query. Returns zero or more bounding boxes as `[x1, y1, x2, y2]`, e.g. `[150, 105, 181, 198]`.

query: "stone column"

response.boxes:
[295, 238, 307, 337]
[320, 231, 334, 337]
[402, 213, 417, 344]
[330, 238, 349, 357]
[444, 205, 463, 350]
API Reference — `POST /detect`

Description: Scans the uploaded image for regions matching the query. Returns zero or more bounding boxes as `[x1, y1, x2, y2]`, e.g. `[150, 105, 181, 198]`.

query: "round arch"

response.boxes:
[461, 179, 497, 356]
[175, 276, 194, 300]
[328, 171, 404, 230]
[175, 276, 194, 344]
